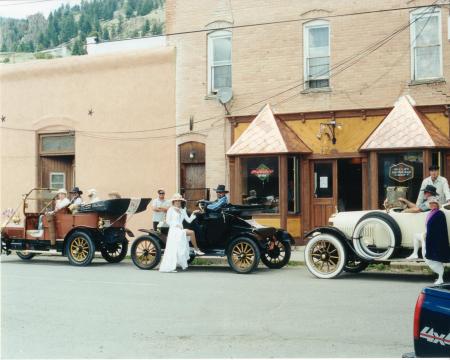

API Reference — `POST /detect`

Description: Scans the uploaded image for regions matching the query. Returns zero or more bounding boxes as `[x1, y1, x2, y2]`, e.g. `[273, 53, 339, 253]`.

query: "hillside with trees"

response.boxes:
[0, 0, 164, 58]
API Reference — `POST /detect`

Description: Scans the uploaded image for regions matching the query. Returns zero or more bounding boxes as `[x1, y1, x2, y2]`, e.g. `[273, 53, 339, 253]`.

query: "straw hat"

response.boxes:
[57, 188, 67, 195]
[170, 193, 186, 203]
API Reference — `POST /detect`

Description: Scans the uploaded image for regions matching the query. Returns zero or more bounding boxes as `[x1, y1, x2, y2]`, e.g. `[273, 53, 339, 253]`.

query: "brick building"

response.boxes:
[166, 0, 450, 242]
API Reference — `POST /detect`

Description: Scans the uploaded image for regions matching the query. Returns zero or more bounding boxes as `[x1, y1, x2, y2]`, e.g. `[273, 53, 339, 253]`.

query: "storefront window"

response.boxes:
[378, 152, 423, 207]
[241, 156, 279, 213]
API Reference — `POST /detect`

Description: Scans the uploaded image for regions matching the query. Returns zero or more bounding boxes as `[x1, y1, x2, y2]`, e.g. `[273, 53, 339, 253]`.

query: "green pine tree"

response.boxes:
[102, 27, 110, 40]
[142, 19, 150, 35]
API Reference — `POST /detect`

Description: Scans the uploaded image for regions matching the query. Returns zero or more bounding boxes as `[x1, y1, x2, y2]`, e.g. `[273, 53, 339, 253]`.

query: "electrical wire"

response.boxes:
[0, 2, 443, 137]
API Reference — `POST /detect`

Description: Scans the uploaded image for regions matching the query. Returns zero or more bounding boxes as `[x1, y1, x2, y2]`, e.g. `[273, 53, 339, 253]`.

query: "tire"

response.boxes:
[343, 258, 369, 273]
[352, 212, 401, 261]
[66, 231, 96, 266]
[16, 251, 36, 260]
[304, 234, 347, 279]
[227, 237, 260, 274]
[261, 240, 291, 269]
[101, 238, 128, 263]
[131, 236, 161, 270]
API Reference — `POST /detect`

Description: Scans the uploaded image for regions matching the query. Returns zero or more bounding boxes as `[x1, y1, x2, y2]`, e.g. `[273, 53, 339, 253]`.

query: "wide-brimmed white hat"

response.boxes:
[170, 193, 186, 203]
[87, 188, 97, 197]
[57, 188, 67, 195]
[427, 196, 440, 206]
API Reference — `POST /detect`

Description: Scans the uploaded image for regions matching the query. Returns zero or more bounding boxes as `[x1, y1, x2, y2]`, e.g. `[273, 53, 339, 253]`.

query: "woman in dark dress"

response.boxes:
[424, 196, 450, 285]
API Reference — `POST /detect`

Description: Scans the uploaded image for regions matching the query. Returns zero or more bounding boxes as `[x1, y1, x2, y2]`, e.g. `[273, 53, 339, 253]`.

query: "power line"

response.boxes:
[0, 2, 443, 138]
[0, 0, 58, 6]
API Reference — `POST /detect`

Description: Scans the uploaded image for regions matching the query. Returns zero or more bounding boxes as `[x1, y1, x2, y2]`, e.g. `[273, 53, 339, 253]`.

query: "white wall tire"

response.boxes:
[352, 214, 399, 261]
[304, 234, 347, 279]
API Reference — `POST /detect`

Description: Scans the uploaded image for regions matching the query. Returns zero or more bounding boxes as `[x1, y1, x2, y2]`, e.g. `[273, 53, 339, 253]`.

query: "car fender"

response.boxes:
[63, 227, 99, 255]
[135, 231, 165, 249]
[228, 232, 263, 251]
[124, 228, 134, 238]
[304, 226, 360, 257]
[275, 229, 295, 245]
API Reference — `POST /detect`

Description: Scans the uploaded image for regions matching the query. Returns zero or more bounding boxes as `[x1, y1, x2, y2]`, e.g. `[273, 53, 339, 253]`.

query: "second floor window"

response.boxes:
[208, 30, 232, 94]
[304, 21, 330, 89]
[410, 8, 442, 81]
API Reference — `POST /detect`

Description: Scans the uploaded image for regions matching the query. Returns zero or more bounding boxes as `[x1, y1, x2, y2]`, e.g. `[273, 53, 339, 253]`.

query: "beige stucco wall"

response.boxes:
[0, 47, 176, 235]
[166, 0, 450, 189]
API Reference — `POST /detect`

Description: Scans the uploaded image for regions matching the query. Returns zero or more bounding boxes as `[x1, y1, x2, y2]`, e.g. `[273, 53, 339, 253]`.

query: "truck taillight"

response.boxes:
[413, 292, 425, 340]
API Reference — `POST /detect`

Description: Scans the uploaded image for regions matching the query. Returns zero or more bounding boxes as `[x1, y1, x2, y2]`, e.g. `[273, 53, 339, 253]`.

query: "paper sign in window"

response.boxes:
[319, 176, 328, 189]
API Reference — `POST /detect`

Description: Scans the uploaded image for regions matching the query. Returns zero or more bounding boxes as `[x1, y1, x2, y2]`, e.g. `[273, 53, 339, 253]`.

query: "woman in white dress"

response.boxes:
[159, 193, 205, 273]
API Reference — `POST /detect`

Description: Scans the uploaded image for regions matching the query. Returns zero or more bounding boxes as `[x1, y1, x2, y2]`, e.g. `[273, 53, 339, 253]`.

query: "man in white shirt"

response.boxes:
[151, 189, 170, 231]
[416, 165, 450, 206]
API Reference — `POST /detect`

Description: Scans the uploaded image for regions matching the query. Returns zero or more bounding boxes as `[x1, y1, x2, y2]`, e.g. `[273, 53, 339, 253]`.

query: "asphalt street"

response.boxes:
[1, 255, 435, 358]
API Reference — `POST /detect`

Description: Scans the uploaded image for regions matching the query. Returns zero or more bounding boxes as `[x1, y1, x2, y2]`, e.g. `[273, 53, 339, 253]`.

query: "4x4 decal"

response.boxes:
[420, 326, 450, 346]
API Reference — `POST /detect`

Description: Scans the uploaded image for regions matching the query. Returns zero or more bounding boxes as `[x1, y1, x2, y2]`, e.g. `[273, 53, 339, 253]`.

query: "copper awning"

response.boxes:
[227, 104, 312, 155]
[360, 96, 450, 151]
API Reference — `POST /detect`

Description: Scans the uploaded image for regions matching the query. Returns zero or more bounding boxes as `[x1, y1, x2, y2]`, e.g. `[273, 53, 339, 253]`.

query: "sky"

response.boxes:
[0, 0, 82, 19]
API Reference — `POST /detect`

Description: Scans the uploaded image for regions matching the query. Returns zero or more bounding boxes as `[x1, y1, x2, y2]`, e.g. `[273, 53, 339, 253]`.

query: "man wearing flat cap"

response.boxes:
[416, 165, 450, 206]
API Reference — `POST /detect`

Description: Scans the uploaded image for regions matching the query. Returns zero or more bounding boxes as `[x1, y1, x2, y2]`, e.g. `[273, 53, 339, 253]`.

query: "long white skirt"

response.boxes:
[159, 227, 190, 272]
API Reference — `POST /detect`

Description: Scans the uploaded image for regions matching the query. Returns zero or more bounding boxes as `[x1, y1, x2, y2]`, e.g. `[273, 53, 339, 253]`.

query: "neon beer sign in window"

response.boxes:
[251, 164, 274, 183]
[389, 162, 414, 183]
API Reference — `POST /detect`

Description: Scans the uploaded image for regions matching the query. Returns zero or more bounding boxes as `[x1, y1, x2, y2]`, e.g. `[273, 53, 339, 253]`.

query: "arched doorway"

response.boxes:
[179, 142, 207, 211]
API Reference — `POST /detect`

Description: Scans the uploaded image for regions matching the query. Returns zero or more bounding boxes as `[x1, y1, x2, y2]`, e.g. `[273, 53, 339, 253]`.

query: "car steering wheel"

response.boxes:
[197, 200, 206, 212]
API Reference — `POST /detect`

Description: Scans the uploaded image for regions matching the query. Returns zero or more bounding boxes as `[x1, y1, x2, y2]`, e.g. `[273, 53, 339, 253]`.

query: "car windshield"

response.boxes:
[24, 188, 58, 214]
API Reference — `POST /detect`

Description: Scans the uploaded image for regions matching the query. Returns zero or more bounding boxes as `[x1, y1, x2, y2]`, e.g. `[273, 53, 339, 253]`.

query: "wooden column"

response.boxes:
[368, 151, 378, 209]
[361, 156, 369, 210]
[229, 157, 236, 203]
[300, 158, 310, 236]
[279, 155, 288, 230]
[423, 149, 432, 176]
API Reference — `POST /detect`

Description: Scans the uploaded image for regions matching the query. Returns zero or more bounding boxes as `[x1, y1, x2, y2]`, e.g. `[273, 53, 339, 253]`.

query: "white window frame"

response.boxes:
[50, 172, 65, 190]
[303, 20, 330, 90]
[410, 7, 442, 81]
[207, 30, 232, 95]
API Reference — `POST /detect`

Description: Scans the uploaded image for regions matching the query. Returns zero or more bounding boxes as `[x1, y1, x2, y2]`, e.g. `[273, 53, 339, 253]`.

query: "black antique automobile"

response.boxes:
[130, 202, 295, 274]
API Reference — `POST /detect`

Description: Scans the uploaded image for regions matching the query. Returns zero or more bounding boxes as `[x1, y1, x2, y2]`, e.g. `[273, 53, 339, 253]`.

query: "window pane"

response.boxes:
[308, 56, 330, 78]
[415, 46, 440, 79]
[415, 16, 439, 46]
[213, 37, 231, 62]
[50, 173, 65, 189]
[377, 152, 423, 208]
[41, 135, 74, 153]
[309, 26, 329, 57]
[241, 157, 279, 213]
[212, 65, 232, 89]
[314, 163, 333, 198]
[308, 79, 329, 88]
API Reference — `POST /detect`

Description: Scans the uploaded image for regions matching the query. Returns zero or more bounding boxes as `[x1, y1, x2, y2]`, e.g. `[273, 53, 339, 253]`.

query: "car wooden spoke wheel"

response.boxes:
[305, 234, 347, 279]
[227, 237, 260, 274]
[66, 231, 96, 266]
[101, 238, 128, 263]
[16, 250, 35, 260]
[261, 240, 291, 269]
[131, 236, 161, 270]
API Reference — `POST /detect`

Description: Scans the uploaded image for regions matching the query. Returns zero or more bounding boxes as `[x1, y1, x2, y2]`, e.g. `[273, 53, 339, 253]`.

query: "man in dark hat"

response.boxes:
[399, 184, 438, 213]
[69, 187, 84, 207]
[205, 184, 229, 211]
[416, 165, 450, 206]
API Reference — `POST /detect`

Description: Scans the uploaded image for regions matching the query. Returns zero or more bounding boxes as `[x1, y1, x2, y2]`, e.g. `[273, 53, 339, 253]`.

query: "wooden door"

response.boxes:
[40, 155, 75, 191]
[179, 142, 206, 211]
[310, 160, 337, 228]
[182, 164, 206, 211]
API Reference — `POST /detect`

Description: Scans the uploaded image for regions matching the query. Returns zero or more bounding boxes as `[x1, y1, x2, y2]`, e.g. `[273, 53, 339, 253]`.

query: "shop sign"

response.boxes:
[389, 162, 414, 183]
[251, 164, 274, 183]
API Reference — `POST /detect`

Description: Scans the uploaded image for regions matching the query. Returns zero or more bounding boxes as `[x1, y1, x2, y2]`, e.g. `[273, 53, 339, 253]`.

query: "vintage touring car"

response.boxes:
[130, 201, 295, 274]
[1, 188, 150, 266]
[304, 205, 450, 279]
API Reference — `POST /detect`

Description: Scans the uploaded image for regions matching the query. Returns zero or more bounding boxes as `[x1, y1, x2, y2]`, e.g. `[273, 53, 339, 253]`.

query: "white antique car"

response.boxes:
[304, 205, 450, 279]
